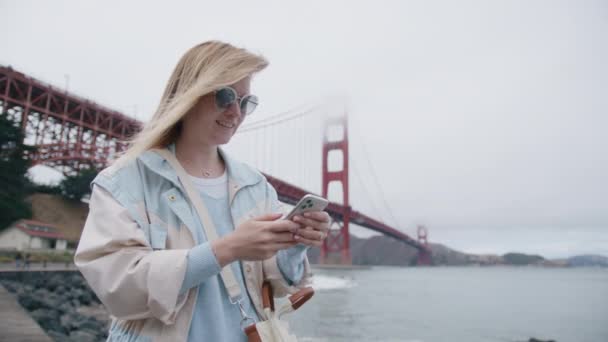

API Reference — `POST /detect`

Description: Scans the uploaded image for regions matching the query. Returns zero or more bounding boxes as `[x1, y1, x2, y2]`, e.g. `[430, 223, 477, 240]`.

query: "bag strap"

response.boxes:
[153, 148, 243, 302]
[155, 147, 314, 332]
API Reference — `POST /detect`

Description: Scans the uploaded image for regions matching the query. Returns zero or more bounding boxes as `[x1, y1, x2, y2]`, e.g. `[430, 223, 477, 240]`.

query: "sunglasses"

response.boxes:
[214, 86, 259, 116]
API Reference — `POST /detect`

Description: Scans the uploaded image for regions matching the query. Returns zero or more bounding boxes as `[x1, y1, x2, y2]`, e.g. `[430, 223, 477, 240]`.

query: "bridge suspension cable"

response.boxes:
[351, 115, 403, 230]
[227, 100, 328, 193]
[238, 102, 326, 133]
[351, 157, 386, 227]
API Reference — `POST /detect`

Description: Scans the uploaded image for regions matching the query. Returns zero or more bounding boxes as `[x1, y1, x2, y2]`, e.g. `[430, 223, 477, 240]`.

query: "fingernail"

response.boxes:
[294, 235, 300, 240]
[303, 212, 311, 217]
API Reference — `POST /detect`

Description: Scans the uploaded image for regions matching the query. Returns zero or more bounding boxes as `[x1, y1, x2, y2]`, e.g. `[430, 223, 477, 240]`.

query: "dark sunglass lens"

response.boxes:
[215, 88, 236, 109]
[241, 95, 258, 115]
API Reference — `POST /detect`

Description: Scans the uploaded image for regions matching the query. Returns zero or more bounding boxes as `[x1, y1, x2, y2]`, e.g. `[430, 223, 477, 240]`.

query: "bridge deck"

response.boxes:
[0, 284, 52, 342]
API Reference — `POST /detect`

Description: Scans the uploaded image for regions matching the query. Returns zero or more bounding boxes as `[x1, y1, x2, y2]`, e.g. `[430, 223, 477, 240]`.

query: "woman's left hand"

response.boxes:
[292, 211, 331, 247]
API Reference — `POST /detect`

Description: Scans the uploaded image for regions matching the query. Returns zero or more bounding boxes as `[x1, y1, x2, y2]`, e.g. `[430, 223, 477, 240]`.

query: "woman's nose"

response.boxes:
[224, 101, 242, 118]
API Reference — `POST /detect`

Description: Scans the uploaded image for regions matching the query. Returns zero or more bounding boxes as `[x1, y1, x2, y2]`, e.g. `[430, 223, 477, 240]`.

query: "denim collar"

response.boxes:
[138, 143, 263, 193]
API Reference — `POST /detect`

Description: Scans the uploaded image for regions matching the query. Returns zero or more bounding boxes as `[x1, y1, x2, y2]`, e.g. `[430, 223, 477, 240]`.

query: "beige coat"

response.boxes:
[75, 147, 312, 341]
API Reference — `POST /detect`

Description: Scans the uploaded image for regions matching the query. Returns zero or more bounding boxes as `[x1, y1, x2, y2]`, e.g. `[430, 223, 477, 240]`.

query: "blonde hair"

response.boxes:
[114, 40, 268, 165]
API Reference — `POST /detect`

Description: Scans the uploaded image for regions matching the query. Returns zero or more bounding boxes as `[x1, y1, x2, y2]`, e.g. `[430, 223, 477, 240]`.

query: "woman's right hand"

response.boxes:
[211, 213, 300, 267]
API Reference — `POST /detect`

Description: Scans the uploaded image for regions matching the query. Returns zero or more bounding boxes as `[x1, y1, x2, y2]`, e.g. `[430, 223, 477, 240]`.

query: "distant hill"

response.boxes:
[427, 243, 471, 265]
[306, 234, 471, 266]
[567, 254, 608, 267]
[502, 252, 545, 265]
[307, 235, 606, 268]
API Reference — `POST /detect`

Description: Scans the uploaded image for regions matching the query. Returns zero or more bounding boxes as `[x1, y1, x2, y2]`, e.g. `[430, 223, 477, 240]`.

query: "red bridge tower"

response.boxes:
[320, 113, 351, 264]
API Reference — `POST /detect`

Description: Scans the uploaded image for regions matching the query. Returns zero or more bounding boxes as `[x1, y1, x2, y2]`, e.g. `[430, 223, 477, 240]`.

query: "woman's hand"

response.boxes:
[292, 211, 331, 247]
[212, 213, 301, 267]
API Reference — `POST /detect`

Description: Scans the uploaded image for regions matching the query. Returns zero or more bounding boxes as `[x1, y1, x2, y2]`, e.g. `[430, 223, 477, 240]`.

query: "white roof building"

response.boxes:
[0, 219, 70, 251]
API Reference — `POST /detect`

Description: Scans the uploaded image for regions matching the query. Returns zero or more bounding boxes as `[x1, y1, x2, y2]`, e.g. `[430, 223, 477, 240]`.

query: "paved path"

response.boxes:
[0, 262, 75, 272]
[0, 284, 52, 342]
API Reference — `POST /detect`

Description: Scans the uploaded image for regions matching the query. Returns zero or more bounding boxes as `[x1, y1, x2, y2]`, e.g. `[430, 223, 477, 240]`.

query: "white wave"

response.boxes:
[310, 274, 356, 291]
[299, 338, 423, 342]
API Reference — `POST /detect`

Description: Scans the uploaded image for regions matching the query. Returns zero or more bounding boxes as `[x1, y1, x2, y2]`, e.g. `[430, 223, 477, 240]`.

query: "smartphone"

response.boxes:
[282, 194, 329, 220]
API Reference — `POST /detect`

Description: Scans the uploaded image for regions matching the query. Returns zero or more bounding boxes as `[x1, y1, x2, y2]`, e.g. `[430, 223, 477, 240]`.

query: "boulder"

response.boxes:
[30, 308, 65, 334]
[69, 329, 99, 342]
[18, 293, 46, 311]
[47, 330, 69, 341]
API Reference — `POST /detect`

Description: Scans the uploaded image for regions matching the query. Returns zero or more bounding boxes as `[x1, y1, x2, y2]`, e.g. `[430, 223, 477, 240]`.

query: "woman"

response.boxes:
[75, 41, 330, 341]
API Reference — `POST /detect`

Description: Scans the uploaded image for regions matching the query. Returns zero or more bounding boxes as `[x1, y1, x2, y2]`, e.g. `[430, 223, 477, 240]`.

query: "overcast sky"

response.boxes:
[1, 0, 607, 258]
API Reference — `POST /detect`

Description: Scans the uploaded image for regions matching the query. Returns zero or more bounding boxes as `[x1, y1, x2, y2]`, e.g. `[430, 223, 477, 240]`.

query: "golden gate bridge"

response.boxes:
[0, 65, 432, 265]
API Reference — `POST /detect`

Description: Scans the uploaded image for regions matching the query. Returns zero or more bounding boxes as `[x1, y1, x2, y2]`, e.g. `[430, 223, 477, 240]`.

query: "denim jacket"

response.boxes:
[74, 145, 312, 341]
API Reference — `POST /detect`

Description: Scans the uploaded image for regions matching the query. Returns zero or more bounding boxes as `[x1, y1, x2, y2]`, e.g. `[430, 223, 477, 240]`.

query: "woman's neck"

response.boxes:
[174, 137, 225, 178]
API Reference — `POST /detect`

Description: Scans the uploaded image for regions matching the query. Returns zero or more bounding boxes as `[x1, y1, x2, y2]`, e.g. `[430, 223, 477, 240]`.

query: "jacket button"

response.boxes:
[245, 265, 252, 273]
[168, 195, 176, 201]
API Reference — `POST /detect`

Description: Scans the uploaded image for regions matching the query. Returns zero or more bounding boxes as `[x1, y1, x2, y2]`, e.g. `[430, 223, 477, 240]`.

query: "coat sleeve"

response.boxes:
[260, 181, 313, 297]
[74, 185, 189, 325]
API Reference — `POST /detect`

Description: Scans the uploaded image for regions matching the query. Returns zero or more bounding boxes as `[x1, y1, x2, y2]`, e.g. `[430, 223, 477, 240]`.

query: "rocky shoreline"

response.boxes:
[0, 270, 565, 342]
[0, 271, 109, 342]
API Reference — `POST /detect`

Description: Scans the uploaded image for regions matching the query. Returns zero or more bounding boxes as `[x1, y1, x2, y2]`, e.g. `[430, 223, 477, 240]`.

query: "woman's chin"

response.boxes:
[212, 135, 234, 146]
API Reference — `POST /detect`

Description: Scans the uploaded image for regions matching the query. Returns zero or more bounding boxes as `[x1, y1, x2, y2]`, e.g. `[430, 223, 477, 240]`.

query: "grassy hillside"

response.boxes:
[26, 193, 89, 242]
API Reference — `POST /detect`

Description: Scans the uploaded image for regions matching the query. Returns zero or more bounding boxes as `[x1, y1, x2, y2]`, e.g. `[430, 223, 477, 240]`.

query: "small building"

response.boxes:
[0, 219, 69, 251]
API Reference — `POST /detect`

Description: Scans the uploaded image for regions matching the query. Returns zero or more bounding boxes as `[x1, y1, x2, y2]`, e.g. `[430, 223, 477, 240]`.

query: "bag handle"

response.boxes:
[262, 281, 275, 311]
[289, 287, 314, 311]
[263, 281, 315, 318]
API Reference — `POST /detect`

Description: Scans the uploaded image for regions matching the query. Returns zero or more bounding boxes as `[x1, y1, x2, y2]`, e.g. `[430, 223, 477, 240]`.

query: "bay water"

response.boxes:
[285, 266, 608, 342]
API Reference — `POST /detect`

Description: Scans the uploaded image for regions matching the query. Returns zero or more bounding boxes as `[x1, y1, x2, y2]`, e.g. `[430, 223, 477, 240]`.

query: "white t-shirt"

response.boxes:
[187, 170, 228, 199]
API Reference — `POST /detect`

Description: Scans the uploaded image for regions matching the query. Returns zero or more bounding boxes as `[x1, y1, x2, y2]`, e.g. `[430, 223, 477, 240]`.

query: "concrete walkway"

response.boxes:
[0, 262, 75, 272]
[0, 284, 52, 342]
